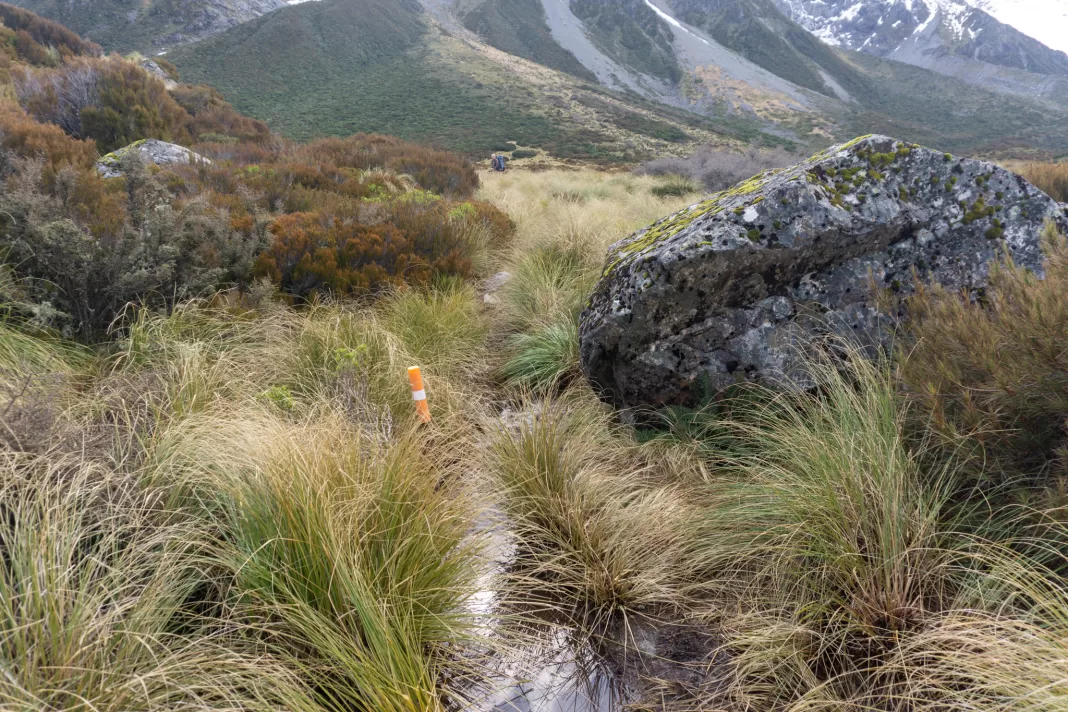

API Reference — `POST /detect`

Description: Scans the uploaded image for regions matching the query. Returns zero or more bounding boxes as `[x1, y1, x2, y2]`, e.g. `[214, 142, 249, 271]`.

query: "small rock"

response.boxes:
[483, 293, 500, 306]
[484, 271, 512, 293]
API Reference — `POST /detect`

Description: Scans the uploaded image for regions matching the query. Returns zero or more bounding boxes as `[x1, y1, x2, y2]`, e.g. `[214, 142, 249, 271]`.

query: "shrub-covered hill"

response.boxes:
[0, 4, 512, 339]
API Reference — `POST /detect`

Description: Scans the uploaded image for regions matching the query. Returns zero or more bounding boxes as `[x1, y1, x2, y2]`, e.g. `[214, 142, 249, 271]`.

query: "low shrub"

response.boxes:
[15, 57, 193, 152]
[0, 105, 97, 180]
[511, 149, 538, 159]
[650, 173, 700, 198]
[0, 156, 265, 337]
[636, 145, 796, 192]
[0, 4, 100, 59]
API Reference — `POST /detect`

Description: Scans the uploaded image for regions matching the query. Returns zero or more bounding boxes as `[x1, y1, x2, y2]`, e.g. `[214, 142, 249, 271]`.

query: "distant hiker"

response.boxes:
[490, 154, 500, 171]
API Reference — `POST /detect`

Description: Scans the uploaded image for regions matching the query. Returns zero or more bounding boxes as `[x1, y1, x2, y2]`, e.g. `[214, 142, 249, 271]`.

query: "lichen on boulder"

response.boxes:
[97, 139, 211, 179]
[579, 135, 1068, 410]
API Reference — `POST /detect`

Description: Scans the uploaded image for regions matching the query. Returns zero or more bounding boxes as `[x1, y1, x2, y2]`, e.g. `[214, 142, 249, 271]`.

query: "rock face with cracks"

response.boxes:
[580, 135, 1068, 410]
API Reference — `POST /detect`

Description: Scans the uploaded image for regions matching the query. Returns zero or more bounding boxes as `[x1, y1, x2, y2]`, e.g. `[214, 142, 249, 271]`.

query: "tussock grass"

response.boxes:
[1017, 161, 1068, 202]
[480, 170, 691, 395]
[152, 409, 486, 711]
[491, 395, 700, 621]
[7, 165, 1068, 711]
[499, 313, 581, 392]
[900, 222, 1068, 480]
[0, 451, 310, 712]
[650, 173, 701, 198]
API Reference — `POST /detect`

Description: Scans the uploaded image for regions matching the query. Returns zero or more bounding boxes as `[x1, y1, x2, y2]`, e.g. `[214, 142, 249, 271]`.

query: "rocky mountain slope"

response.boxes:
[974, 0, 1068, 56]
[162, 0, 1068, 159]
[771, 0, 1068, 103]
[5, 0, 290, 51]
[15, 0, 1068, 159]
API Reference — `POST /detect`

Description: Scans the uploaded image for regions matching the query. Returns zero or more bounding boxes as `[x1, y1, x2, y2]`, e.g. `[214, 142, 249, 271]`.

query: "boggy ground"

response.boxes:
[4, 167, 1068, 711]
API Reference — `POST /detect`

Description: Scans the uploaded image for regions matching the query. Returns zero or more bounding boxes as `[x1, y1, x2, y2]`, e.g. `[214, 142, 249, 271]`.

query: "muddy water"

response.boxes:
[465, 508, 633, 712]
[465, 505, 726, 712]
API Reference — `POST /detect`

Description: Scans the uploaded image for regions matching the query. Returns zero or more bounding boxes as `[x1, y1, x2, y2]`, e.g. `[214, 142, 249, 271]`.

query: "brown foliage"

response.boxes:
[172, 83, 271, 145]
[15, 57, 193, 152]
[899, 222, 1068, 480]
[254, 200, 477, 299]
[0, 3, 101, 59]
[1018, 162, 1068, 203]
[0, 104, 97, 176]
[290, 135, 479, 198]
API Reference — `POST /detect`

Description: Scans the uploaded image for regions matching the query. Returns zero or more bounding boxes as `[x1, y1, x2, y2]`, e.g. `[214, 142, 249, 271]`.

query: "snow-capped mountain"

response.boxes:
[773, 0, 1068, 81]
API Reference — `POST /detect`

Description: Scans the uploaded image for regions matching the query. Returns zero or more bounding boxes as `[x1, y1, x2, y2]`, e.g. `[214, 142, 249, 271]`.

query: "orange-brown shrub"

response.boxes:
[172, 83, 271, 145]
[0, 105, 97, 177]
[254, 199, 477, 299]
[1018, 162, 1068, 203]
[463, 200, 515, 246]
[14, 29, 52, 66]
[256, 214, 420, 297]
[0, 3, 100, 58]
[899, 222, 1068, 480]
[292, 134, 479, 198]
[15, 57, 193, 152]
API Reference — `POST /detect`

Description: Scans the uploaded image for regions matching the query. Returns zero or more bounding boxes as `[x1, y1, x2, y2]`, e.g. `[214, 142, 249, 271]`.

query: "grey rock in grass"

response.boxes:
[580, 135, 1068, 410]
[97, 139, 211, 179]
[484, 271, 512, 293]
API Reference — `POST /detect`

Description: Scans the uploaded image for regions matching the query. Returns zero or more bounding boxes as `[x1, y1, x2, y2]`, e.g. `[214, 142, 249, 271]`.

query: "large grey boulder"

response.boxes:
[580, 135, 1068, 410]
[97, 139, 211, 179]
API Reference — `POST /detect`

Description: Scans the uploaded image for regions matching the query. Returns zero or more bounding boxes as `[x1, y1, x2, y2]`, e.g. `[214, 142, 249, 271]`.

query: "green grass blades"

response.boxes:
[188, 412, 486, 711]
[499, 313, 580, 393]
[492, 398, 699, 620]
[0, 451, 308, 712]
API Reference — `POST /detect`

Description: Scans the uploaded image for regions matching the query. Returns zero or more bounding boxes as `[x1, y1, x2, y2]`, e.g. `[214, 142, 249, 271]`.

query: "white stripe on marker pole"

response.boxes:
[407, 367, 431, 423]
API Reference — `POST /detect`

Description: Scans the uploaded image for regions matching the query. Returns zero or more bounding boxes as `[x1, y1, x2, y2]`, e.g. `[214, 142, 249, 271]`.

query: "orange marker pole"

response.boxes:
[407, 366, 431, 424]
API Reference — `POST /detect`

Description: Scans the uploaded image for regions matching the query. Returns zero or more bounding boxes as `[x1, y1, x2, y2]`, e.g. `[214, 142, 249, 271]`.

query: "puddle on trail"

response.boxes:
[464, 509, 722, 712]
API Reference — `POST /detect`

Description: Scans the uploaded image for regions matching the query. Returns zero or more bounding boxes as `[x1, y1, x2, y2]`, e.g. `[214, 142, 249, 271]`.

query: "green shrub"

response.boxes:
[0, 156, 265, 338]
[511, 149, 538, 159]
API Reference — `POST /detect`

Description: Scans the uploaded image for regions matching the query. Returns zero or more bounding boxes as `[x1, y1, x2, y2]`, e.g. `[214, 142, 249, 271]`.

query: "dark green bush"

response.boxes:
[511, 149, 538, 159]
[0, 156, 266, 338]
